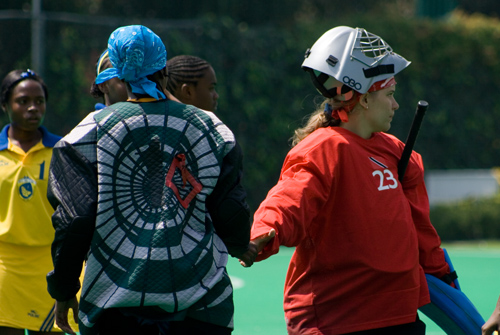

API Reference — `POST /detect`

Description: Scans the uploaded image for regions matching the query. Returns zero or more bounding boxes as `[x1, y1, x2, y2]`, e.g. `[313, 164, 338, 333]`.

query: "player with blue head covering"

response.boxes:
[47, 25, 253, 335]
[90, 49, 128, 110]
[95, 25, 167, 100]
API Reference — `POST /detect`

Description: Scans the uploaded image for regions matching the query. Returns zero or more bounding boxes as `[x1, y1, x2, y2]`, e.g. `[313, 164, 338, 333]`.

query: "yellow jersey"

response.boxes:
[0, 125, 61, 246]
[0, 125, 76, 332]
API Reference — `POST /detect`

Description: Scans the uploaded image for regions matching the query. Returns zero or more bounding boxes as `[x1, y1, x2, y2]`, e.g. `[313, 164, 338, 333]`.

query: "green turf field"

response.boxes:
[227, 242, 500, 335]
[49, 242, 500, 335]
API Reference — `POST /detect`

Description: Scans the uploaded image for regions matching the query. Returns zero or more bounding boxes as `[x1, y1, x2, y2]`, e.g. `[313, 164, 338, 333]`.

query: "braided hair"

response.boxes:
[166, 55, 211, 95]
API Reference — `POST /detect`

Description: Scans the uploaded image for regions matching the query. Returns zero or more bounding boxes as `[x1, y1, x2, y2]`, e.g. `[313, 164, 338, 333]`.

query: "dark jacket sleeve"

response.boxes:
[206, 142, 251, 258]
[46, 141, 98, 301]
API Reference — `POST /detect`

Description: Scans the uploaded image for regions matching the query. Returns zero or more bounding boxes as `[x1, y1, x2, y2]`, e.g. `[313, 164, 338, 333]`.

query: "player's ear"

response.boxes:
[180, 83, 194, 102]
[98, 82, 109, 95]
[359, 93, 369, 109]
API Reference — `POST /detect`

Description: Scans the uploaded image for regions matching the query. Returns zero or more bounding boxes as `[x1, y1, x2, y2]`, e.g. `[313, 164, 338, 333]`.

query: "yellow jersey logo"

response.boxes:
[18, 176, 36, 200]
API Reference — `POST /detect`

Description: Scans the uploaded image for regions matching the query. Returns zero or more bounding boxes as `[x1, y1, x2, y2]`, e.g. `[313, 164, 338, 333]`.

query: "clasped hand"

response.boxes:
[238, 229, 276, 267]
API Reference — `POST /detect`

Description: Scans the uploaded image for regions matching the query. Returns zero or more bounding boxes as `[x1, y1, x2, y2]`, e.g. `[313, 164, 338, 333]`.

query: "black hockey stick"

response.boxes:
[398, 100, 428, 182]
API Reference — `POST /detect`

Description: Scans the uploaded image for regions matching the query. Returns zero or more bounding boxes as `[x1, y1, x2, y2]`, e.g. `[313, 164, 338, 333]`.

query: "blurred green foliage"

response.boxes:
[1, 2, 500, 213]
[431, 195, 500, 240]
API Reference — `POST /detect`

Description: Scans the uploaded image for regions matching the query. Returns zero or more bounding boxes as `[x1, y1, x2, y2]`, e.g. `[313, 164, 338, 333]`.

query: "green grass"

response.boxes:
[227, 243, 500, 335]
[46, 241, 500, 335]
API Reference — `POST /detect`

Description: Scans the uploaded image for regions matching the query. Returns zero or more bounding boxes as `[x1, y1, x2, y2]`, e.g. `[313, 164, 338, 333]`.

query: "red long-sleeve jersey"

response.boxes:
[251, 127, 449, 334]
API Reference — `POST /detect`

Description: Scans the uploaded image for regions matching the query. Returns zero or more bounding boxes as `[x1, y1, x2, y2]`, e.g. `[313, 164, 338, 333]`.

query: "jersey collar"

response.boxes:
[0, 125, 61, 151]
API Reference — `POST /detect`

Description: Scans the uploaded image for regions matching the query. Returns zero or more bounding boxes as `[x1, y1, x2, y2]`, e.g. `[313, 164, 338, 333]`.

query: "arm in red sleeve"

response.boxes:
[251, 142, 335, 261]
[403, 151, 451, 279]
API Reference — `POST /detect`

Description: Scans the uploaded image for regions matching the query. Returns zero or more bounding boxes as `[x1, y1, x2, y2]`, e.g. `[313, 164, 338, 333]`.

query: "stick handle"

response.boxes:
[398, 100, 428, 182]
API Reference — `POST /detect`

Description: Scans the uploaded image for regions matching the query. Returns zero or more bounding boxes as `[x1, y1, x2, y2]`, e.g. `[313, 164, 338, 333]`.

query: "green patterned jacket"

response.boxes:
[47, 99, 251, 329]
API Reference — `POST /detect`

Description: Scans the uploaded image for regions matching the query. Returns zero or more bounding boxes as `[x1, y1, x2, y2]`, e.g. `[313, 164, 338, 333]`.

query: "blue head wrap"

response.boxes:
[95, 25, 167, 100]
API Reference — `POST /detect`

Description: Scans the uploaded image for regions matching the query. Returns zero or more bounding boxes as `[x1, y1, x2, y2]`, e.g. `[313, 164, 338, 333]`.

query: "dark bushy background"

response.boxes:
[1, 1, 500, 235]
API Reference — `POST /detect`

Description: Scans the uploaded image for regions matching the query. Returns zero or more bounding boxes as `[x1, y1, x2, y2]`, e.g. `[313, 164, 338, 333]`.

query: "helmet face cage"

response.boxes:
[350, 28, 392, 68]
[302, 26, 410, 95]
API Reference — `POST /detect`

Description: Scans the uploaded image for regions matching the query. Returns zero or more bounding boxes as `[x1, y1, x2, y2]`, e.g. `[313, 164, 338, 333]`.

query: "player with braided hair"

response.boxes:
[47, 25, 252, 335]
[166, 55, 219, 112]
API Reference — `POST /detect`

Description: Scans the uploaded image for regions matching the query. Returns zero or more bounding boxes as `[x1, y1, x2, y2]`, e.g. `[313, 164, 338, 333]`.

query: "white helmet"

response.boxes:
[302, 26, 410, 96]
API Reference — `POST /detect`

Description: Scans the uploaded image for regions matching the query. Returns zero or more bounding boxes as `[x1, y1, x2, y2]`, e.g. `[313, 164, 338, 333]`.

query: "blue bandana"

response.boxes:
[95, 25, 167, 100]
